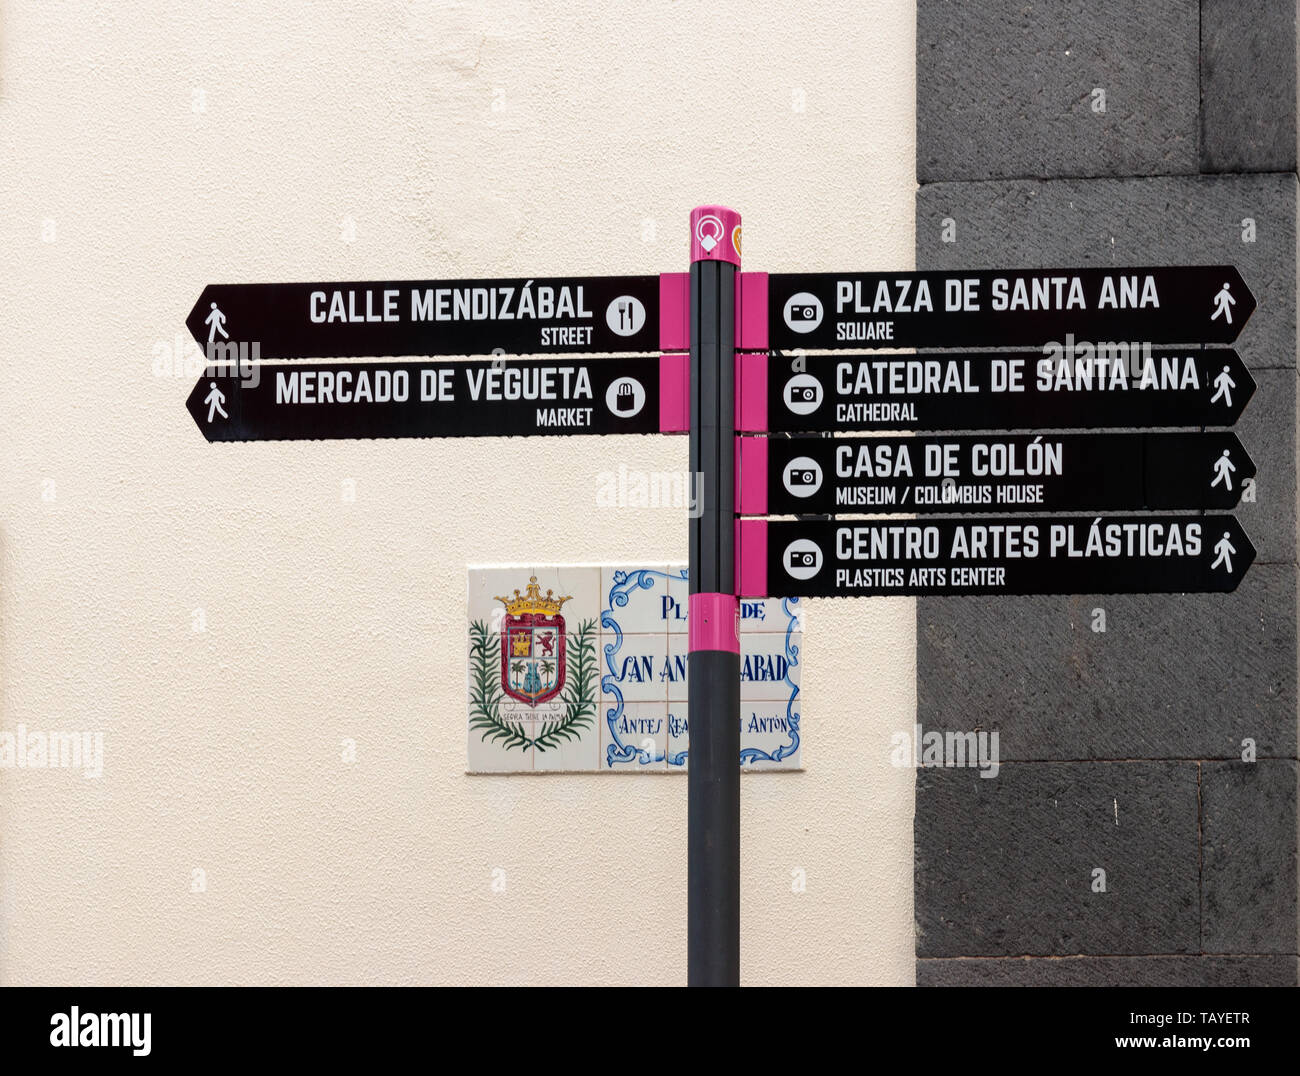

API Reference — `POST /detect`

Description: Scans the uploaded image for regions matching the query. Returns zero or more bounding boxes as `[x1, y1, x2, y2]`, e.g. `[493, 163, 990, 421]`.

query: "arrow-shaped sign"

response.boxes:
[768, 266, 1255, 349]
[739, 515, 1255, 597]
[757, 348, 1254, 432]
[185, 275, 661, 360]
[744, 432, 1255, 515]
[186, 357, 663, 441]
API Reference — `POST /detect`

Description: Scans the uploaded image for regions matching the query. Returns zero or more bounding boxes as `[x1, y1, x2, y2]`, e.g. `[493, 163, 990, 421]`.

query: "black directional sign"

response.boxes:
[185, 276, 660, 360]
[769, 266, 1254, 350]
[755, 432, 1255, 515]
[186, 357, 661, 441]
[753, 515, 1254, 597]
[767, 348, 1253, 432]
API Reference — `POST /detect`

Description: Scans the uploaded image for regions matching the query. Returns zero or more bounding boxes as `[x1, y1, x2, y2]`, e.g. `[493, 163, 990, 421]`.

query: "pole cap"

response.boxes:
[689, 205, 742, 267]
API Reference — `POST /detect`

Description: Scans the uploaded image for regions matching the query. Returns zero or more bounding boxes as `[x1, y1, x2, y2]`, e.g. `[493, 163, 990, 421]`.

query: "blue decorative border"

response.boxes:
[601, 570, 801, 769]
[602, 568, 682, 768]
[738, 597, 802, 765]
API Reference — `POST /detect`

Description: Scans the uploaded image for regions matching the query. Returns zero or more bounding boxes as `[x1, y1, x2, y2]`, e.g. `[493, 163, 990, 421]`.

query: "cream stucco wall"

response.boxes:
[0, 0, 917, 985]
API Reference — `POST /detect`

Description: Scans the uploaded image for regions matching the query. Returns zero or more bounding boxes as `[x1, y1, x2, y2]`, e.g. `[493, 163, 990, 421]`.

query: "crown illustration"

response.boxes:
[495, 576, 571, 616]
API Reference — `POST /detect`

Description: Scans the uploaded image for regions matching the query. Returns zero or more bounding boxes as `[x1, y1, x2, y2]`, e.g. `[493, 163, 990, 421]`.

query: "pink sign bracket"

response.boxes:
[735, 518, 768, 598]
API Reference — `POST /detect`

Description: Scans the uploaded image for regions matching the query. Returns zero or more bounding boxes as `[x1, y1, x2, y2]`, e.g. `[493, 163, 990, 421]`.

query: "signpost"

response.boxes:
[739, 515, 1255, 598]
[185, 206, 1260, 989]
[186, 357, 663, 440]
[685, 206, 743, 989]
[743, 432, 1255, 516]
[186, 275, 661, 359]
[768, 266, 1254, 350]
[760, 348, 1255, 432]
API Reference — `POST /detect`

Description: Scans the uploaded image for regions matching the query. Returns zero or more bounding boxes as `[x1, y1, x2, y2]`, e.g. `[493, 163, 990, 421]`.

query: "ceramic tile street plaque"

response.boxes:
[186, 275, 660, 360]
[466, 565, 803, 773]
[743, 516, 1255, 597]
[748, 432, 1255, 515]
[763, 348, 1254, 432]
[186, 357, 661, 440]
[768, 267, 1254, 350]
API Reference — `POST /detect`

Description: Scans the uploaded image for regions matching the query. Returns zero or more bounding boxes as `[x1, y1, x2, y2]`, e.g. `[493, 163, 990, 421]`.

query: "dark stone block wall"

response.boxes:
[915, 1, 1299, 986]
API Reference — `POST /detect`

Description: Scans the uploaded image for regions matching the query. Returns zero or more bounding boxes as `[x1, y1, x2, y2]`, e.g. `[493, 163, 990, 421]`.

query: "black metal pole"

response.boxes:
[686, 207, 741, 987]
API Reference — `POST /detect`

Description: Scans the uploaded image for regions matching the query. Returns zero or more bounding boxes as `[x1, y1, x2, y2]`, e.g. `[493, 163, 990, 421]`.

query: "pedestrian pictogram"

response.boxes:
[1211, 281, 1237, 324]
[204, 302, 228, 343]
[203, 381, 227, 423]
[1212, 530, 1237, 573]
[1210, 363, 1237, 407]
[1210, 449, 1237, 491]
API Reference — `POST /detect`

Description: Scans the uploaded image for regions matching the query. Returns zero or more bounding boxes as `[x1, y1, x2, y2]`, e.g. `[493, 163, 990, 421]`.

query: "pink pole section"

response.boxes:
[689, 205, 742, 267]
[688, 593, 740, 653]
[659, 272, 689, 352]
[659, 353, 689, 433]
[736, 272, 768, 350]
[735, 436, 768, 515]
[735, 518, 768, 598]
[734, 351, 768, 432]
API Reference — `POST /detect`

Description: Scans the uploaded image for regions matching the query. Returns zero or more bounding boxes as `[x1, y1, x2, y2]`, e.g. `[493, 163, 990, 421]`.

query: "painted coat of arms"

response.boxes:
[500, 579, 567, 705]
[468, 575, 596, 754]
